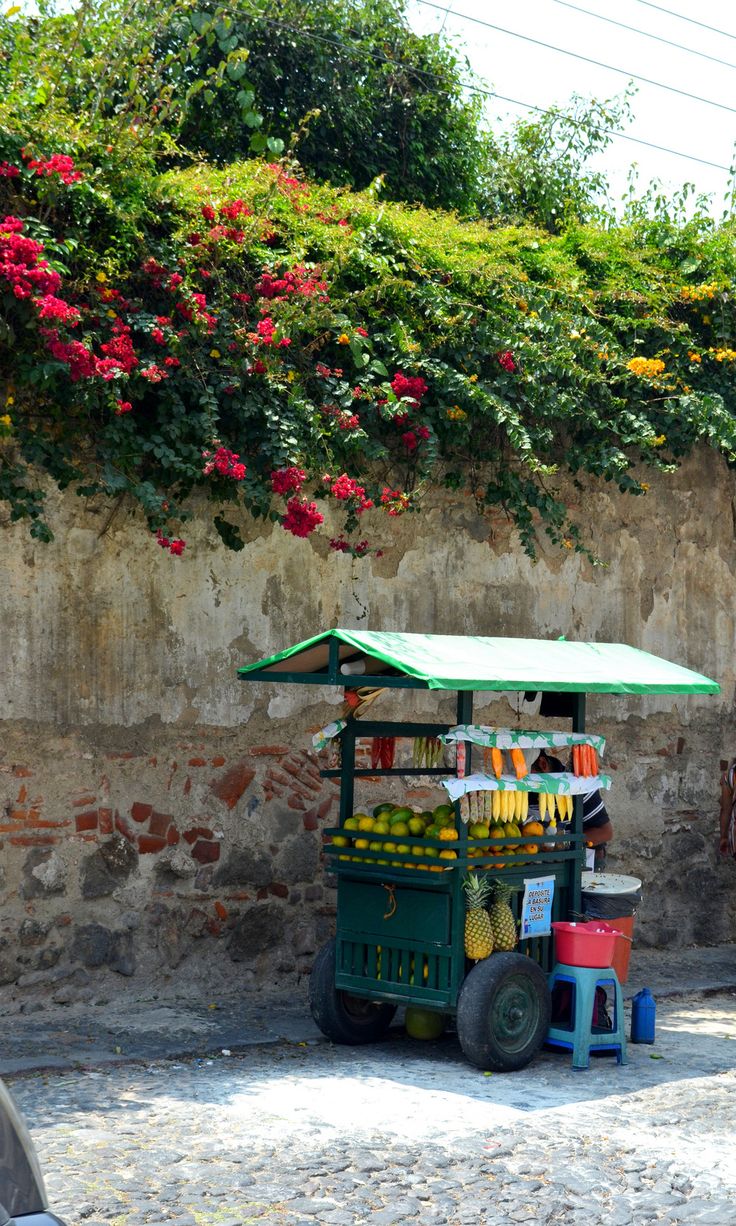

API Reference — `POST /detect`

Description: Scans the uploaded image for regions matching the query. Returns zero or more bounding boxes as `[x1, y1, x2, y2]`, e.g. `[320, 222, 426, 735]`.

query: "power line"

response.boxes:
[631, 0, 736, 44]
[216, 3, 734, 174]
[489, 90, 731, 172]
[414, 0, 736, 117]
[547, 0, 736, 72]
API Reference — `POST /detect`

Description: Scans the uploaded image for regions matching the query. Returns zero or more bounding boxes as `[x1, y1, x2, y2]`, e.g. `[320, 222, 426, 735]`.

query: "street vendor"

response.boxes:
[529, 750, 613, 870]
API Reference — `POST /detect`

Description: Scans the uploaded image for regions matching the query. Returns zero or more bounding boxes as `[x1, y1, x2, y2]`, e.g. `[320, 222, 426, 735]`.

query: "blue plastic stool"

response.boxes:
[546, 963, 628, 1070]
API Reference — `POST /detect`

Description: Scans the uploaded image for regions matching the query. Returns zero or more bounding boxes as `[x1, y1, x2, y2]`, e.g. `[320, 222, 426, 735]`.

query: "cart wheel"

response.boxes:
[309, 939, 397, 1044]
[456, 952, 551, 1072]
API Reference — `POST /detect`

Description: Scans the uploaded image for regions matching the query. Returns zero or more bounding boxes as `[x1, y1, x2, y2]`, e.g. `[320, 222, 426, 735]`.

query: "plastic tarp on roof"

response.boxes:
[237, 629, 719, 695]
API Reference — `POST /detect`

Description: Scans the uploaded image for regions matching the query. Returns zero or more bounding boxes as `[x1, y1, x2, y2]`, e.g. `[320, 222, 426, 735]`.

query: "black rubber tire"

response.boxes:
[456, 952, 551, 1072]
[309, 938, 397, 1044]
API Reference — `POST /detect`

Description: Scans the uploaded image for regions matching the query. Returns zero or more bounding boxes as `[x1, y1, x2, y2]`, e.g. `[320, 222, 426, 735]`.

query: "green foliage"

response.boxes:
[4, 142, 736, 562]
[176, 0, 486, 213]
[3, 0, 736, 563]
[480, 93, 634, 232]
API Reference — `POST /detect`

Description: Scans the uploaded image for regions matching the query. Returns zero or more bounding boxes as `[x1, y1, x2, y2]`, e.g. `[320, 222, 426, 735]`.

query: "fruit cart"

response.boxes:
[239, 630, 717, 1071]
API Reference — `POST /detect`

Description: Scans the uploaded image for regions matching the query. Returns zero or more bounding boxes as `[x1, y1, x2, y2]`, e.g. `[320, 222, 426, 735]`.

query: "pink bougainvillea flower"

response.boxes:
[271, 467, 306, 495]
[282, 496, 324, 538]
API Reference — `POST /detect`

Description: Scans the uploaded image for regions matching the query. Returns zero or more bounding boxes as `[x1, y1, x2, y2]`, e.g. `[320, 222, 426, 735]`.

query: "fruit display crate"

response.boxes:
[325, 854, 575, 1011]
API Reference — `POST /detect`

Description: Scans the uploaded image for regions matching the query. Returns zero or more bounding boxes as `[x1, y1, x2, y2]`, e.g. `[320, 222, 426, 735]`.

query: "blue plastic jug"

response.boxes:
[630, 987, 656, 1044]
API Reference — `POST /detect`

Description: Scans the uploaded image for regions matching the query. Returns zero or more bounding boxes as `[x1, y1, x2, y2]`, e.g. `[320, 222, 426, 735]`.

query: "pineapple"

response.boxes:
[489, 881, 518, 951]
[463, 872, 494, 960]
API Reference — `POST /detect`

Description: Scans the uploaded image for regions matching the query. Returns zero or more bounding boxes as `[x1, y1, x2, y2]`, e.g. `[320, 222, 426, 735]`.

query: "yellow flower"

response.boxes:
[562, 538, 573, 549]
[337, 333, 350, 345]
[468, 374, 478, 383]
[95, 271, 107, 283]
[640, 482, 650, 492]
[688, 352, 701, 363]
[446, 406, 467, 421]
[107, 309, 117, 318]
[286, 370, 296, 382]
[529, 310, 539, 318]
[0, 413, 11, 427]
[713, 348, 736, 363]
[652, 435, 666, 447]
[209, 349, 221, 359]
[627, 357, 665, 378]
[5, 395, 14, 406]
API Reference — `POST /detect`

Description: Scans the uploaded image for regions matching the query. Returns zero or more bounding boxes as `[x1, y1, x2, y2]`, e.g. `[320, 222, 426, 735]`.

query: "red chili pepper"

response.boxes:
[380, 737, 395, 769]
[371, 738, 382, 769]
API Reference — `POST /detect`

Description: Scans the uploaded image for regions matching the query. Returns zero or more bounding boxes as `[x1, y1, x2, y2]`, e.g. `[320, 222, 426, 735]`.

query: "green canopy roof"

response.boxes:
[237, 629, 719, 695]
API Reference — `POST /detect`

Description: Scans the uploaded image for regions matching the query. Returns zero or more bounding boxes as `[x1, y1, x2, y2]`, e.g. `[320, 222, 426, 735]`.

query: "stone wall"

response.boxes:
[1, 449, 735, 1006]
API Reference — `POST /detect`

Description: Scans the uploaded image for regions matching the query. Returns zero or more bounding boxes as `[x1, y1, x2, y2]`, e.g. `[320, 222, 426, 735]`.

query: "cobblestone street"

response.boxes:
[10, 988, 736, 1226]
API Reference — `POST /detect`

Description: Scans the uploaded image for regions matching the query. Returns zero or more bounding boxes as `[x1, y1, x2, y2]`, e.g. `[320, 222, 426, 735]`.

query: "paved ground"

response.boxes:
[12, 989, 736, 1225]
[3, 944, 735, 1077]
[4, 944, 736, 1225]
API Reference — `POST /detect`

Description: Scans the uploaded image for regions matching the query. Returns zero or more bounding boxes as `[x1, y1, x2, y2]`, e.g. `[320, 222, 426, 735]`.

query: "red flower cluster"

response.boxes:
[271, 467, 306, 495]
[220, 198, 252, 221]
[140, 364, 168, 383]
[0, 217, 62, 300]
[34, 294, 81, 325]
[390, 371, 428, 407]
[380, 487, 411, 516]
[156, 529, 186, 556]
[0, 161, 20, 178]
[24, 153, 83, 185]
[43, 332, 96, 380]
[497, 350, 517, 373]
[329, 473, 373, 513]
[330, 537, 370, 556]
[99, 323, 138, 375]
[115, 399, 133, 415]
[254, 316, 291, 347]
[282, 496, 324, 538]
[255, 265, 328, 302]
[202, 445, 246, 481]
[201, 199, 253, 224]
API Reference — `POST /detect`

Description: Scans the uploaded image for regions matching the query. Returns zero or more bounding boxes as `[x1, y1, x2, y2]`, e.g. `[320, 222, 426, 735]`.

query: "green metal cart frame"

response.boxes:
[239, 630, 718, 1070]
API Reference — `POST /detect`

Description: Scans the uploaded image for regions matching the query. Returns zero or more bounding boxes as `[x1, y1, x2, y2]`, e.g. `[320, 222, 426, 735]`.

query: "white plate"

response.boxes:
[581, 871, 642, 895]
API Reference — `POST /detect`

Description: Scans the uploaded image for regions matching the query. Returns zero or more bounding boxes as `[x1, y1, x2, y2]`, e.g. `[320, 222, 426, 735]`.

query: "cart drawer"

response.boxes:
[338, 879, 451, 945]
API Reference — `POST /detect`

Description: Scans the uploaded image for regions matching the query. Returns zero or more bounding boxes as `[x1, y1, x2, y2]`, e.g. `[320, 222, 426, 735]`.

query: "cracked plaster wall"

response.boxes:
[1, 447, 735, 1003]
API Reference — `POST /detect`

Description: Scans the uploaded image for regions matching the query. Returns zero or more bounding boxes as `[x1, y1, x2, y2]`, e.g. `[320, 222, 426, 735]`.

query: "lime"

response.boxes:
[373, 802, 395, 818]
[390, 807, 414, 825]
[405, 1008, 446, 1040]
[408, 816, 426, 837]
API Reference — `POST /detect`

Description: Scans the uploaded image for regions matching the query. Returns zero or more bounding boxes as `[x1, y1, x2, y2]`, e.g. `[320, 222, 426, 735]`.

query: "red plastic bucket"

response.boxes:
[551, 921, 622, 968]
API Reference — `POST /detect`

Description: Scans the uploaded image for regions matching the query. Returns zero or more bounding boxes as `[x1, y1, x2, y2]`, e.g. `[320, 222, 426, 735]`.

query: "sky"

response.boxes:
[405, 0, 736, 216]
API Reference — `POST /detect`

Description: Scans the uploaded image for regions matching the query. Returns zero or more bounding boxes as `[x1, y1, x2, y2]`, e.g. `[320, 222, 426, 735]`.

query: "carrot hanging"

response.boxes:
[589, 745, 599, 776]
[572, 744, 581, 776]
[491, 747, 504, 779]
[510, 748, 528, 780]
